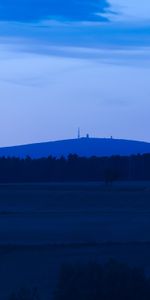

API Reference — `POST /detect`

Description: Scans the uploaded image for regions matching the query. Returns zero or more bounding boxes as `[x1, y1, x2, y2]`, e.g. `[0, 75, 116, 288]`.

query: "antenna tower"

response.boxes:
[78, 128, 80, 139]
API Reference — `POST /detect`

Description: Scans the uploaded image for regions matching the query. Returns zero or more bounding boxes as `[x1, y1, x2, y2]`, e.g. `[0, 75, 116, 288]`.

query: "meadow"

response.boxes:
[1, 182, 150, 299]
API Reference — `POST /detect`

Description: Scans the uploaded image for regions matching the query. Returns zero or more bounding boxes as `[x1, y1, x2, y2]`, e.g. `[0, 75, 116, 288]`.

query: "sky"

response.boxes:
[0, 0, 150, 146]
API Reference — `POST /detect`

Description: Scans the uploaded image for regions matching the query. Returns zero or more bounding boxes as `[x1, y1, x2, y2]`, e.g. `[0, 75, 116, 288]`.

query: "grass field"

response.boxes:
[1, 182, 150, 299]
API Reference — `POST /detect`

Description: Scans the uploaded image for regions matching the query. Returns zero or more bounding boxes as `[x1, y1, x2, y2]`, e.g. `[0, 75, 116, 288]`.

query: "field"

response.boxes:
[1, 182, 150, 299]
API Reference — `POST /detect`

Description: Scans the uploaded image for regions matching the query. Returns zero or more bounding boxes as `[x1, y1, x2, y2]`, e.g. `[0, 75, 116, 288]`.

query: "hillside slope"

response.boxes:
[0, 138, 150, 158]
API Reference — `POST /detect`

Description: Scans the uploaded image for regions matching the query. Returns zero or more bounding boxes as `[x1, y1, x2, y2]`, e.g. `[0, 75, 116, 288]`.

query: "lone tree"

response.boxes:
[104, 168, 120, 185]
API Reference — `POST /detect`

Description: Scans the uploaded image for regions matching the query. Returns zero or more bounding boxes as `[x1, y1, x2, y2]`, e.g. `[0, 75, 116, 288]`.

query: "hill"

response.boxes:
[0, 137, 150, 158]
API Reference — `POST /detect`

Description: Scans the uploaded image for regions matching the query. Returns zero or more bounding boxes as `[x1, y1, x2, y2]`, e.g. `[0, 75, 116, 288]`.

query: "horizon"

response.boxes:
[0, 0, 150, 146]
[0, 135, 150, 149]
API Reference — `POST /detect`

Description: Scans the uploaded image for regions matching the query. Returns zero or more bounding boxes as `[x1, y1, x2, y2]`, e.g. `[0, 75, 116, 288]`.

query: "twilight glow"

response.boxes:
[0, 0, 150, 146]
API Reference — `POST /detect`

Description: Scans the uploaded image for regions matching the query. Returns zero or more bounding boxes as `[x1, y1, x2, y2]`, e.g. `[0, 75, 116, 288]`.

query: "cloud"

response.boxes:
[0, 41, 150, 90]
[1, 19, 150, 53]
[0, 45, 150, 146]
[108, 0, 150, 22]
[1, 0, 150, 24]
[0, 0, 109, 22]
[0, 1, 149, 52]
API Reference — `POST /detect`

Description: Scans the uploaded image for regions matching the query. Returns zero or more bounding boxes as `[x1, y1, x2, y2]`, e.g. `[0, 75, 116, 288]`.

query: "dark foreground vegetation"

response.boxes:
[54, 260, 150, 300]
[9, 288, 39, 300]
[0, 153, 150, 182]
[9, 260, 150, 300]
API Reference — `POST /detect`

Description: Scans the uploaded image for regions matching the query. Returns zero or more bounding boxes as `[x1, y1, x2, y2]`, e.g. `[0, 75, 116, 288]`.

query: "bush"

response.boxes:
[8, 288, 40, 300]
[54, 260, 150, 300]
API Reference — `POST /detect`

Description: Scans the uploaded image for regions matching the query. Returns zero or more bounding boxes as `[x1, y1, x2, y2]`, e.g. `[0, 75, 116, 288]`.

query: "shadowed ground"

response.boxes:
[1, 182, 150, 299]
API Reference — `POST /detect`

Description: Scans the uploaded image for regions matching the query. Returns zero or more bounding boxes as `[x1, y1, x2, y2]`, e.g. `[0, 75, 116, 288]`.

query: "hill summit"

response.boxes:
[0, 137, 150, 158]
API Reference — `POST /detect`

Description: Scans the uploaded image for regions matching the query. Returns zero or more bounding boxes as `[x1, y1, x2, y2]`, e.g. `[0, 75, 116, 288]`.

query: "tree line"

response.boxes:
[0, 153, 150, 183]
[9, 260, 150, 300]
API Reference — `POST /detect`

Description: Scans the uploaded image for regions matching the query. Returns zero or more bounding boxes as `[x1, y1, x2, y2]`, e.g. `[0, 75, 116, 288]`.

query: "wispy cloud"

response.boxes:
[108, 0, 150, 22]
[0, 0, 149, 52]
[0, 41, 150, 90]
[0, 0, 109, 22]
[0, 19, 150, 52]
[0, 0, 150, 146]
[0, 45, 150, 145]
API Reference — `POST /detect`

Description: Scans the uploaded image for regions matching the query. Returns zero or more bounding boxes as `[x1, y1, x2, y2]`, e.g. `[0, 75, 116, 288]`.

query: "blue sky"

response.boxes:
[0, 0, 150, 146]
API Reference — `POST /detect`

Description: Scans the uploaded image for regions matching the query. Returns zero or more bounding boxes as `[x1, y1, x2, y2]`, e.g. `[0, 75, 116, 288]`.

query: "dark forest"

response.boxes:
[0, 153, 150, 183]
